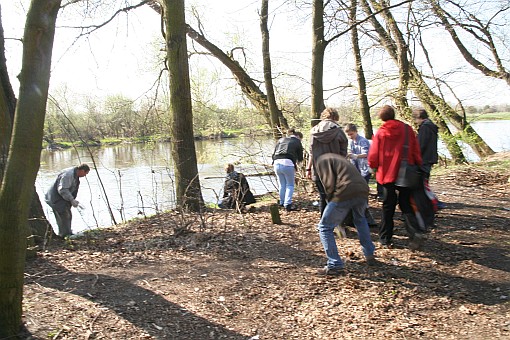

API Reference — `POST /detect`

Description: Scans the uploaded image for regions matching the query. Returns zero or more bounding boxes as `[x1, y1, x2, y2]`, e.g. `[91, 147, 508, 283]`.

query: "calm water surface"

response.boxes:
[37, 137, 277, 234]
[37, 120, 510, 234]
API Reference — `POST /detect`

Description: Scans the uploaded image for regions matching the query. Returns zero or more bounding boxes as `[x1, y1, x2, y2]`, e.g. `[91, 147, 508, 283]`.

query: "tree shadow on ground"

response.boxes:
[24, 258, 250, 339]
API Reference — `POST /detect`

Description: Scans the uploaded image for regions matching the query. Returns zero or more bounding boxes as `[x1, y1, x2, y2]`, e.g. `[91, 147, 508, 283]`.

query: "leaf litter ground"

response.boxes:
[21, 165, 510, 339]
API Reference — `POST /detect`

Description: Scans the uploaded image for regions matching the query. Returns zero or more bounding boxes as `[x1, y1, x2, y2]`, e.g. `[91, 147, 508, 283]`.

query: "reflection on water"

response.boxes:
[37, 137, 278, 234]
[37, 120, 509, 234]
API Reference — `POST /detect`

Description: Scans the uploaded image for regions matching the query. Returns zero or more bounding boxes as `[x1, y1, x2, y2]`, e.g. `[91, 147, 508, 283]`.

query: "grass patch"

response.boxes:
[466, 111, 510, 121]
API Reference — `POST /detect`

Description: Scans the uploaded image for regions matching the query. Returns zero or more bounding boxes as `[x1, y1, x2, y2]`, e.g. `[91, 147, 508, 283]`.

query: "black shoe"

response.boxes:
[285, 204, 298, 212]
[316, 266, 345, 276]
[366, 256, 379, 266]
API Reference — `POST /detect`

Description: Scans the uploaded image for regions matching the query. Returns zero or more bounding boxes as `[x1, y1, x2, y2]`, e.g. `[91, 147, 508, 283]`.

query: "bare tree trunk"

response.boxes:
[0, 0, 61, 336]
[348, 0, 373, 138]
[0, 8, 15, 178]
[0, 7, 53, 248]
[260, 0, 283, 139]
[160, 0, 203, 211]
[311, 0, 326, 126]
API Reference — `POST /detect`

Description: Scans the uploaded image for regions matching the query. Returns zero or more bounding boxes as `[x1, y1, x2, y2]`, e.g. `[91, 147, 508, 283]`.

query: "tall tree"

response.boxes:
[348, 0, 373, 138]
[361, 0, 494, 160]
[148, 2, 289, 133]
[311, 0, 326, 125]
[0, 6, 16, 176]
[260, 0, 284, 139]
[0, 0, 62, 336]
[159, 0, 203, 211]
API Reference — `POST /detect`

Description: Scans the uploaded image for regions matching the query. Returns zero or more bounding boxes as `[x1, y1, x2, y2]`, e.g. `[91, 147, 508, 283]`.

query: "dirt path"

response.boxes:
[22, 166, 510, 339]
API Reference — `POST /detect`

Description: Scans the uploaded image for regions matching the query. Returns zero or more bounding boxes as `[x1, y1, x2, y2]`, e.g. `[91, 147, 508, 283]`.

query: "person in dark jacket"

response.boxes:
[272, 129, 304, 211]
[306, 108, 348, 216]
[368, 105, 424, 249]
[45, 163, 90, 237]
[413, 108, 445, 209]
[218, 164, 256, 209]
[413, 109, 438, 177]
[314, 153, 376, 276]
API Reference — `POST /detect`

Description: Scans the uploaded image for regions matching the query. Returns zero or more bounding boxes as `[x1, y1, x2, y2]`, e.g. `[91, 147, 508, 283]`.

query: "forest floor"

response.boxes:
[20, 155, 510, 339]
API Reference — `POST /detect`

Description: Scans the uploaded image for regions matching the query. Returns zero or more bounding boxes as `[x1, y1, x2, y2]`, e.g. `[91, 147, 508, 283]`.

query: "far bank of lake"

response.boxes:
[36, 120, 510, 234]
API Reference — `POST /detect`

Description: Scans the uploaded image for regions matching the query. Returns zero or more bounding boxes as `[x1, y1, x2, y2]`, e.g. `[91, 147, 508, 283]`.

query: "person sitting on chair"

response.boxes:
[218, 164, 256, 209]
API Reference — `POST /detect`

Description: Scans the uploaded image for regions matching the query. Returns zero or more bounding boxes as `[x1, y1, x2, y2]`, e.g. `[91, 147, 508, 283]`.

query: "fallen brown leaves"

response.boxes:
[21, 167, 510, 339]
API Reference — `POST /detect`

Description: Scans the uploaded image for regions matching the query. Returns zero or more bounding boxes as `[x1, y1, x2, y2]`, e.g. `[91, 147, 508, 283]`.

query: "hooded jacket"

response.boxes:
[417, 119, 438, 165]
[315, 153, 369, 202]
[309, 119, 348, 180]
[368, 119, 422, 185]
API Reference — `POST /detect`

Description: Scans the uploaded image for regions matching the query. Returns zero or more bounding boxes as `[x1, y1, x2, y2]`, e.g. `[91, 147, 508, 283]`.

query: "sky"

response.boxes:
[3, 0, 510, 111]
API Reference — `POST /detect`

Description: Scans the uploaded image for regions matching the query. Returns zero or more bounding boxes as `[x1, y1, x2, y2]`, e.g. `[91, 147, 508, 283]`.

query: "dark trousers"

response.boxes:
[53, 208, 73, 237]
[421, 164, 432, 179]
[315, 178, 327, 216]
[379, 183, 413, 244]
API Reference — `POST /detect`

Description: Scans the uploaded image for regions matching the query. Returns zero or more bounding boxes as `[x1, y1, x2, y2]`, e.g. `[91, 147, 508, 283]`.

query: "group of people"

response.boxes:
[46, 105, 441, 279]
[271, 105, 440, 276]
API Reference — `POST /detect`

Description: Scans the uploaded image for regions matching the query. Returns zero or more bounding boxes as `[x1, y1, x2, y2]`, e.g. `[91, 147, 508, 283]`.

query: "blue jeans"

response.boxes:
[274, 164, 295, 206]
[317, 197, 375, 269]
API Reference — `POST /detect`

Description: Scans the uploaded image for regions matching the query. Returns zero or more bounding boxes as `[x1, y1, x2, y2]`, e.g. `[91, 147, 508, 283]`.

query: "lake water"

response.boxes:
[36, 120, 510, 234]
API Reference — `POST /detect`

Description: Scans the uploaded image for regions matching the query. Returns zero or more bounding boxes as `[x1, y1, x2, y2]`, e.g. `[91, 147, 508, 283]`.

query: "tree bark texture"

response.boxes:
[161, 0, 203, 211]
[0, 8, 16, 177]
[0, 6, 53, 248]
[0, 0, 61, 337]
[311, 0, 326, 126]
[348, 0, 373, 139]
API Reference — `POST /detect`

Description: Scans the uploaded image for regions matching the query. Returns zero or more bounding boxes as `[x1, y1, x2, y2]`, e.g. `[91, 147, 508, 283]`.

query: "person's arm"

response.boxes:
[57, 171, 75, 202]
[306, 135, 314, 178]
[418, 125, 431, 155]
[350, 138, 370, 160]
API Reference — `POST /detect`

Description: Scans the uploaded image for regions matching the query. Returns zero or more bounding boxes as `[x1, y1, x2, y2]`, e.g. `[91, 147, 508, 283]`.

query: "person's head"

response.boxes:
[224, 163, 235, 174]
[77, 163, 90, 177]
[320, 107, 339, 121]
[413, 108, 428, 125]
[378, 105, 395, 121]
[344, 123, 358, 140]
[288, 128, 302, 140]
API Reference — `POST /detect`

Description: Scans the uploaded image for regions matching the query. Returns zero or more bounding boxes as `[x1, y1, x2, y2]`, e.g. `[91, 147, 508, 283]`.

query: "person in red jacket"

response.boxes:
[368, 105, 424, 249]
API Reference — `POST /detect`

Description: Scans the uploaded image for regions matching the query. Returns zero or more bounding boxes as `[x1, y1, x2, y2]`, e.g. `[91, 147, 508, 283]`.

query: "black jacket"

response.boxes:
[221, 172, 256, 208]
[272, 136, 304, 166]
[417, 119, 438, 165]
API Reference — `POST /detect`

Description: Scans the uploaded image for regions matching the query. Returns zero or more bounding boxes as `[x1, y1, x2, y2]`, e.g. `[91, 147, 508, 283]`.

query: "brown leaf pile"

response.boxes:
[22, 167, 510, 339]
